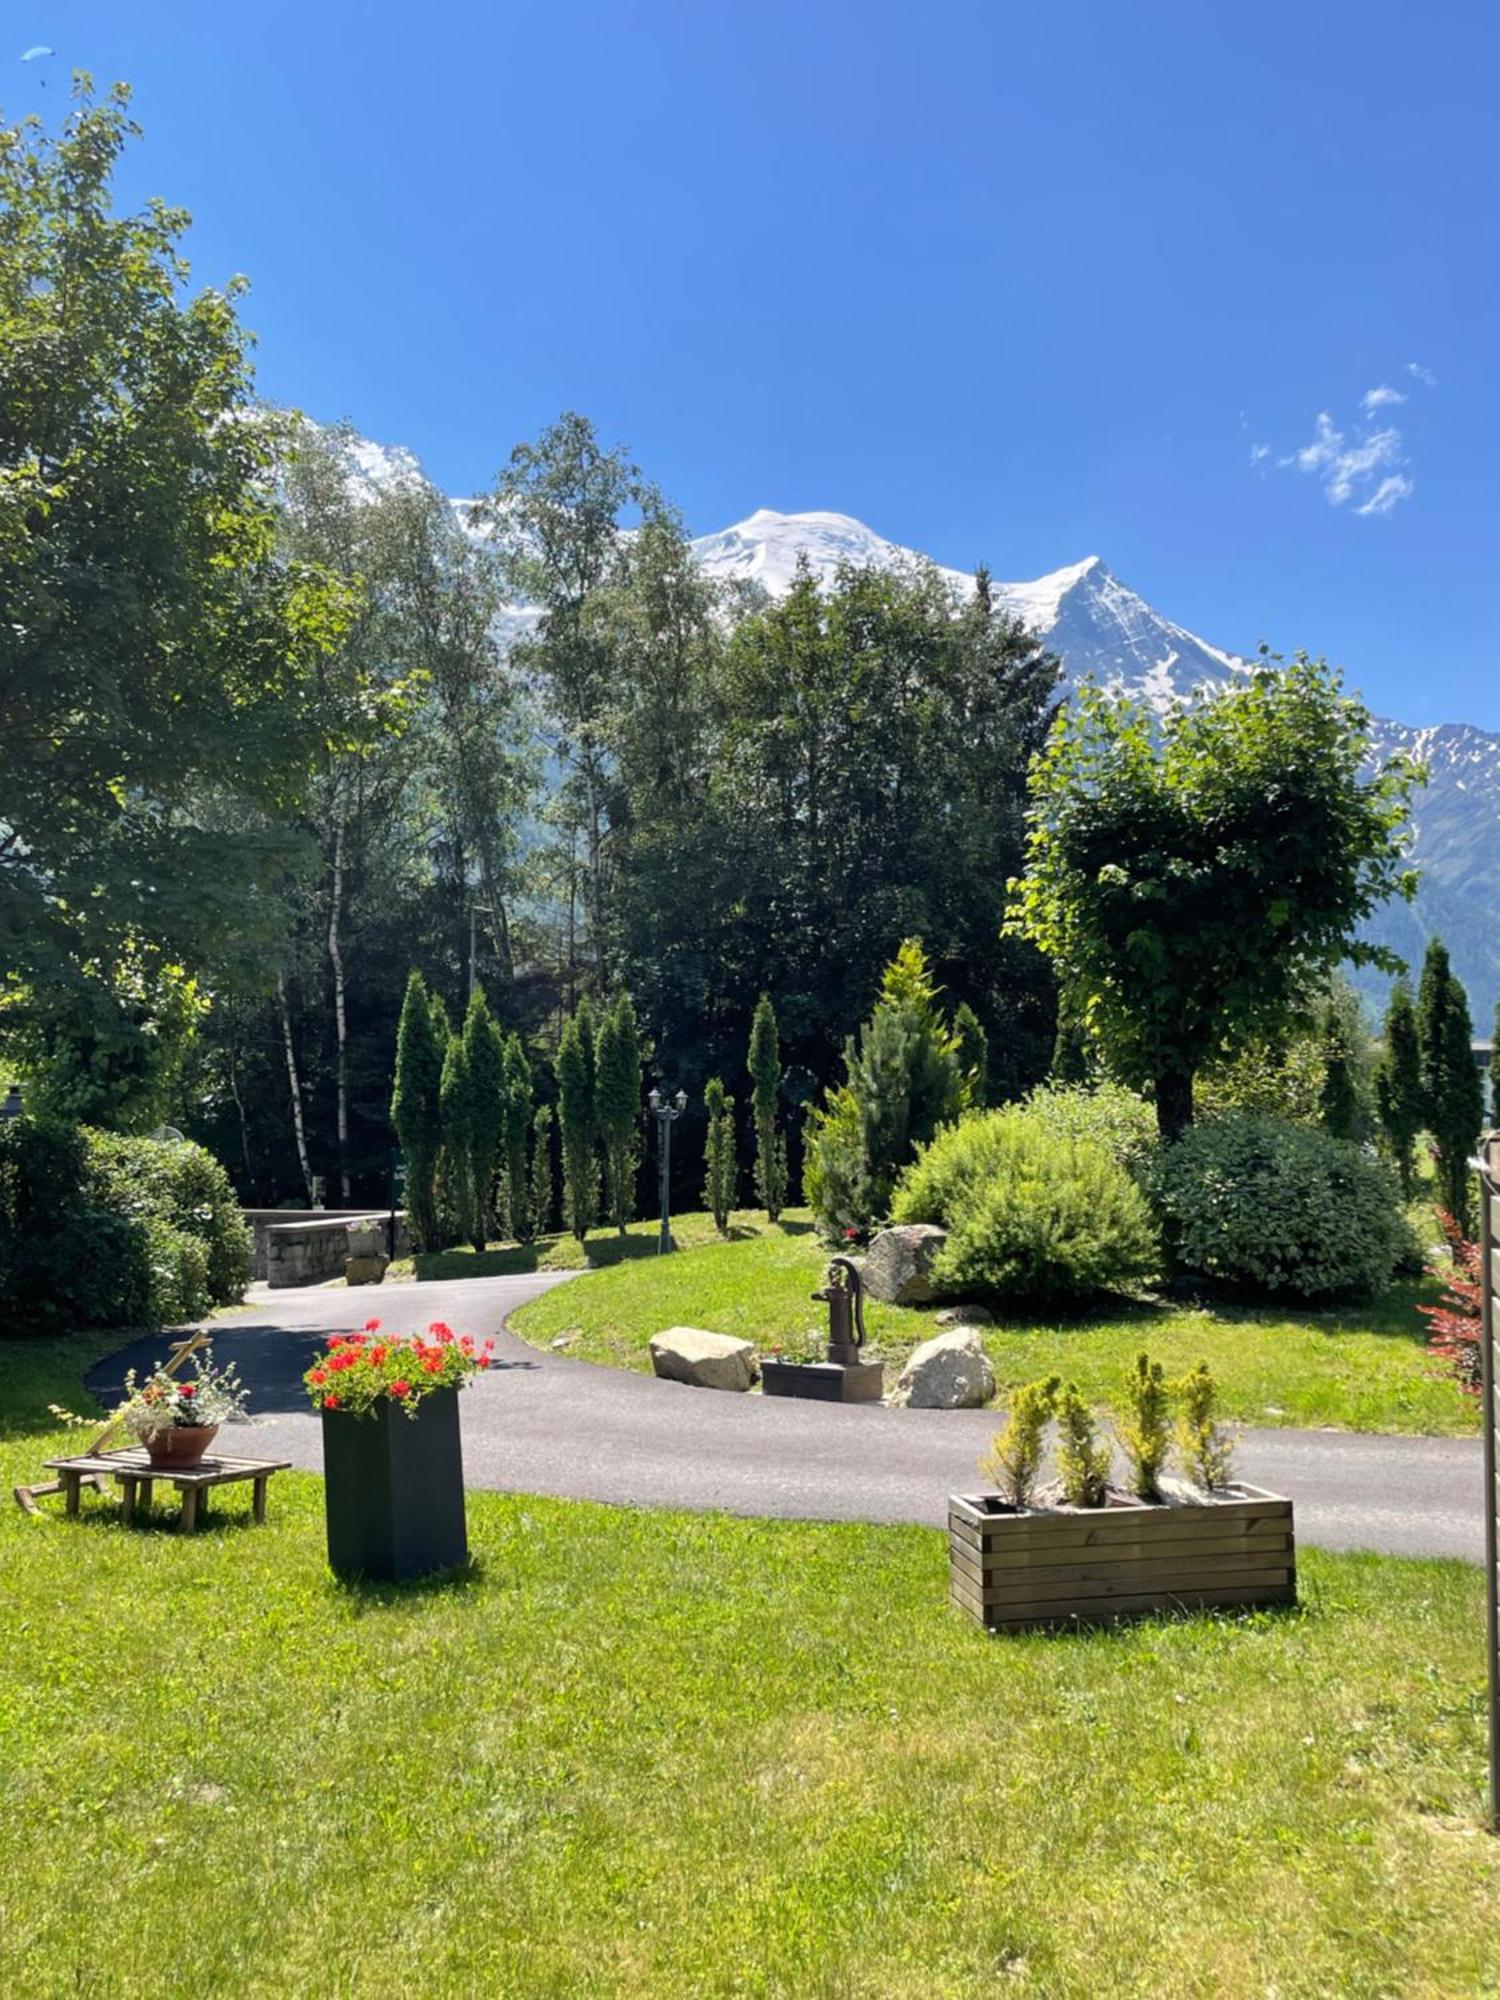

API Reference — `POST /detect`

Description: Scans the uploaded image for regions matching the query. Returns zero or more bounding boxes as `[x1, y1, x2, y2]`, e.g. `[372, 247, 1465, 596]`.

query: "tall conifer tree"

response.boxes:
[747, 994, 787, 1221]
[501, 1033, 533, 1240]
[1374, 980, 1424, 1196]
[557, 1006, 599, 1241]
[702, 1077, 737, 1233]
[391, 970, 445, 1249]
[595, 994, 642, 1234]
[462, 988, 506, 1249]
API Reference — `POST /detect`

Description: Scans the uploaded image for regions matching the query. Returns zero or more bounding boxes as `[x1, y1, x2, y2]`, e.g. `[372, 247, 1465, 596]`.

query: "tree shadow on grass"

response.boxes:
[413, 1243, 542, 1280]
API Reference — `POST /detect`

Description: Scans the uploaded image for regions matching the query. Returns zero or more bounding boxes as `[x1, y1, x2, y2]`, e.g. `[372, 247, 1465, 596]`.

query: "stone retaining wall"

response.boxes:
[242, 1209, 410, 1287]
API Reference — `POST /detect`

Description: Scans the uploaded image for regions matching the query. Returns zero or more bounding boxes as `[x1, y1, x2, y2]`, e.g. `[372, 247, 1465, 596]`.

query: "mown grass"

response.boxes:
[1, 1336, 1497, 1997]
[384, 1207, 807, 1282]
[509, 1211, 1479, 1436]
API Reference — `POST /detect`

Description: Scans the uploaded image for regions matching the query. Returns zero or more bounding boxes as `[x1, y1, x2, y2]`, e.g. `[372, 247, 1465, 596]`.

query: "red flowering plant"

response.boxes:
[1417, 1210, 1484, 1395]
[303, 1319, 496, 1418]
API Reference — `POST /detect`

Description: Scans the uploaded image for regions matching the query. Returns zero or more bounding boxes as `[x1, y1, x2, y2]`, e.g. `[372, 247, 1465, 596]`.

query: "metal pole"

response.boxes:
[1477, 1134, 1500, 1833]
[658, 1110, 672, 1254]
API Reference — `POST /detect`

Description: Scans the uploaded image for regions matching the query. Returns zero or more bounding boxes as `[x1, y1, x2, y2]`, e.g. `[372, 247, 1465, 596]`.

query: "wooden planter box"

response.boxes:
[321, 1387, 468, 1582]
[761, 1357, 885, 1403]
[948, 1485, 1296, 1631]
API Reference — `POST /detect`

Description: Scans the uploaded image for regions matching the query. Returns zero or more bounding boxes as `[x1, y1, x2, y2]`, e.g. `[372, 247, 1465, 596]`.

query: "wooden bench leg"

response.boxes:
[253, 1475, 268, 1525]
[179, 1485, 199, 1532]
[64, 1470, 82, 1519]
[120, 1476, 137, 1525]
[138, 1478, 153, 1515]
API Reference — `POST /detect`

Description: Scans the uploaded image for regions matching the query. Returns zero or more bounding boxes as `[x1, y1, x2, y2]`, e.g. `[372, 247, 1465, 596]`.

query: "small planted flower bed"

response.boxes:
[304, 1320, 495, 1581]
[950, 1357, 1296, 1632]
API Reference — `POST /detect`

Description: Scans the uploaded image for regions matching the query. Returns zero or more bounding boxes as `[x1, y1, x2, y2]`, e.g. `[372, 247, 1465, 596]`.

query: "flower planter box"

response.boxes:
[948, 1485, 1296, 1632]
[321, 1387, 468, 1582]
[760, 1357, 885, 1403]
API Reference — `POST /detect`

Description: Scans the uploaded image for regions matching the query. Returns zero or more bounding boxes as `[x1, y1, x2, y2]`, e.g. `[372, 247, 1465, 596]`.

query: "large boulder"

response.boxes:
[649, 1327, 760, 1393]
[862, 1224, 948, 1305]
[887, 1327, 996, 1410]
[933, 1303, 994, 1329]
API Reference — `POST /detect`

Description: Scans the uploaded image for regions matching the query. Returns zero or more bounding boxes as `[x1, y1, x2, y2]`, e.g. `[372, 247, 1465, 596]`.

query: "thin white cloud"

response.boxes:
[1361, 383, 1406, 411]
[1356, 474, 1414, 517]
[1273, 408, 1413, 516]
[1406, 361, 1438, 386]
[1249, 442, 1271, 469]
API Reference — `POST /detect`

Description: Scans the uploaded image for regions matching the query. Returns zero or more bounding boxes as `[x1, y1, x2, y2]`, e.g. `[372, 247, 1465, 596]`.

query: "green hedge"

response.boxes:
[1147, 1113, 1414, 1301]
[892, 1103, 1160, 1306]
[0, 1119, 248, 1335]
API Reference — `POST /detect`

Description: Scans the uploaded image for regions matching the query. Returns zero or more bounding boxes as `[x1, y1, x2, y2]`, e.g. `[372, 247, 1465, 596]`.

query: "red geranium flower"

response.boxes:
[310, 1368, 327, 1385]
[325, 1393, 340, 1409]
[391, 1379, 410, 1398]
[364, 1319, 382, 1332]
[179, 1382, 196, 1397]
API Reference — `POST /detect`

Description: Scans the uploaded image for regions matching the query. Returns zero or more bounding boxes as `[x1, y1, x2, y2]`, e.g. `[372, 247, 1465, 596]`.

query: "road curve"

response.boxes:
[88, 1272, 1487, 1563]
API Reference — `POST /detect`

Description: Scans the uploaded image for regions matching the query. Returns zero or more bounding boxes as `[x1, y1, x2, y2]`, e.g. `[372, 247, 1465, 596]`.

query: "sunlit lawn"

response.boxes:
[508, 1211, 1479, 1436]
[2, 1336, 1497, 1998]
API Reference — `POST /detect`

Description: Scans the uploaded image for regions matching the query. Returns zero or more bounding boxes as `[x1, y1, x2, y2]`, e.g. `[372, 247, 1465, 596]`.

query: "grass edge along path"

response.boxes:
[505, 1211, 1479, 1438]
[1, 1336, 1497, 1998]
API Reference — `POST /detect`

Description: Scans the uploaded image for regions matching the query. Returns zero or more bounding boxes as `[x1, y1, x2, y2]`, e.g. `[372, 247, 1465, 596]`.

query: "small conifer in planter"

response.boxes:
[950, 1355, 1294, 1630]
[304, 1319, 494, 1581]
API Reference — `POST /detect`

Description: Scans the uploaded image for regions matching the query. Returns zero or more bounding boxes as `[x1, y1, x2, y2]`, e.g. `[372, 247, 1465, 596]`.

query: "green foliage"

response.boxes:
[1148, 1113, 1414, 1301]
[807, 939, 967, 1233]
[702, 1079, 737, 1233]
[1417, 939, 1483, 1219]
[1021, 1080, 1158, 1175]
[981, 1374, 1059, 1508]
[747, 994, 787, 1221]
[1173, 1360, 1236, 1492]
[892, 1105, 1160, 1306]
[501, 1036, 534, 1240]
[951, 1002, 990, 1108]
[461, 990, 507, 1250]
[0, 1119, 246, 1334]
[1318, 1001, 1363, 1141]
[0, 86, 361, 1063]
[1116, 1352, 1171, 1500]
[557, 1005, 599, 1241]
[1373, 981, 1424, 1198]
[529, 1105, 556, 1239]
[391, 971, 446, 1250]
[439, 1031, 479, 1252]
[1008, 659, 1418, 1138]
[595, 994, 642, 1235]
[1055, 1379, 1110, 1508]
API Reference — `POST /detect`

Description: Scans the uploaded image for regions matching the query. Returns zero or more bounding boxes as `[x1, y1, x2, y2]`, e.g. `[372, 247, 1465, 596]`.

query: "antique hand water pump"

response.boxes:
[812, 1255, 867, 1366]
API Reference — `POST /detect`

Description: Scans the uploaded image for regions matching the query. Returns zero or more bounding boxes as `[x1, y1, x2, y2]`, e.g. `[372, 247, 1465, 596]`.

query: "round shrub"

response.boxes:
[1022, 1081, 1157, 1176]
[1147, 1113, 1414, 1301]
[892, 1108, 1160, 1306]
[141, 1217, 214, 1326]
[84, 1130, 250, 1305]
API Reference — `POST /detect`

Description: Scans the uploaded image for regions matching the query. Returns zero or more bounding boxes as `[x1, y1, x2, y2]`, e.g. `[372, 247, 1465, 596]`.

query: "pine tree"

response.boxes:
[529, 1104, 556, 1238]
[557, 1006, 599, 1241]
[1318, 1002, 1361, 1141]
[747, 993, 787, 1221]
[439, 1030, 479, 1250]
[953, 1001, 990, 1108]
[702, 1077, 737, 1233]
[1417, 939, 1483, 1217]
[462, 988, 506, 1250]
[391, 970, 445, 1250]
[595, 993, 642, 1234]
[1374, 980, 1424, 1197]
[501, 1033, 533, 1240]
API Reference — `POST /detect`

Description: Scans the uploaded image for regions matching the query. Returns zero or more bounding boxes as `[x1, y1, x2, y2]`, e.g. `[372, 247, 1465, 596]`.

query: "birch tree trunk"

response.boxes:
[327, 813, 351, 1202]
[277, 970, 315, 1205]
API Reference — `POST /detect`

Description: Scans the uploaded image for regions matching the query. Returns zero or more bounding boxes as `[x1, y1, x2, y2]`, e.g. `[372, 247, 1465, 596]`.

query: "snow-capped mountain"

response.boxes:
[690, 509, 1500, 1007]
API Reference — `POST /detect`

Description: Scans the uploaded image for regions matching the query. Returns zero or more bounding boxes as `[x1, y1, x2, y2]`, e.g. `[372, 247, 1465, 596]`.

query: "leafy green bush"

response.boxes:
[1022, 1081, 1157, 1175]
[0, 1118, 247, 1335]
[84, 1130, 249, 1305]
[1147, 1113, 1414, 1301]
[892, 1106, 1160, 1305]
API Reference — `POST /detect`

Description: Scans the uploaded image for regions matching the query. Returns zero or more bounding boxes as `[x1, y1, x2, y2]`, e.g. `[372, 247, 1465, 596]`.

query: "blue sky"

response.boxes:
[9, 1, 1498, 726]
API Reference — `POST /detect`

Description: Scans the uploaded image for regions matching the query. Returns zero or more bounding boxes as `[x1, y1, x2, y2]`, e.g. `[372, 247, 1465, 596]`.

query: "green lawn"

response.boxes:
[386, 1206, 787, 1281]
[1, 1337, 1497, 1997]
[509, 1211, 1479, 1437]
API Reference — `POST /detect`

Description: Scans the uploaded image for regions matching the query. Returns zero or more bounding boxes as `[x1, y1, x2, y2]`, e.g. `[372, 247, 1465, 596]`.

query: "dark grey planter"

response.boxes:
[321, 1387, 468, 1581]
[760, 1357, 885, 1403]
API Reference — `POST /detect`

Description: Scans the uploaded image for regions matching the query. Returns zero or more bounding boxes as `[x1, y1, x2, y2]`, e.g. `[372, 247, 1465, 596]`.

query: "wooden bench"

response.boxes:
[39, 1447, 293, 1530]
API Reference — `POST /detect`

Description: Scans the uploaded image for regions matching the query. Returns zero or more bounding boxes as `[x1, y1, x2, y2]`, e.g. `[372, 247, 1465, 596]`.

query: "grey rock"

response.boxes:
[862, 1224, 948, 1305]
[648, 1327, 759, 1393]
[933, 1303, 994, 1329]
[344, 1254, 388, 1287]
[887, 1327, 996, 1410]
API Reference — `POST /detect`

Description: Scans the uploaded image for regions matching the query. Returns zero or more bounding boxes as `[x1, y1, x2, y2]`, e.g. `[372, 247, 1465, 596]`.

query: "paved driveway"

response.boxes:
[88, 1272, 1487, 1562]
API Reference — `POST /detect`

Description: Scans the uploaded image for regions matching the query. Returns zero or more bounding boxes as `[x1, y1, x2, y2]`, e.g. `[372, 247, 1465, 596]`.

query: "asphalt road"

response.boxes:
[88, 1272, 1488, 1563]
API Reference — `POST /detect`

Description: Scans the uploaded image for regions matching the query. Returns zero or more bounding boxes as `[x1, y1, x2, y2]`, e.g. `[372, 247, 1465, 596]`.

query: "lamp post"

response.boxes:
[648, 1087, 688, 1254]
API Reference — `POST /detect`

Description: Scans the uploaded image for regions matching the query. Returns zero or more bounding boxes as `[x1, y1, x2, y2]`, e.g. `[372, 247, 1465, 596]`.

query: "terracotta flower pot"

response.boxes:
[144, 1423, 220, 1468]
